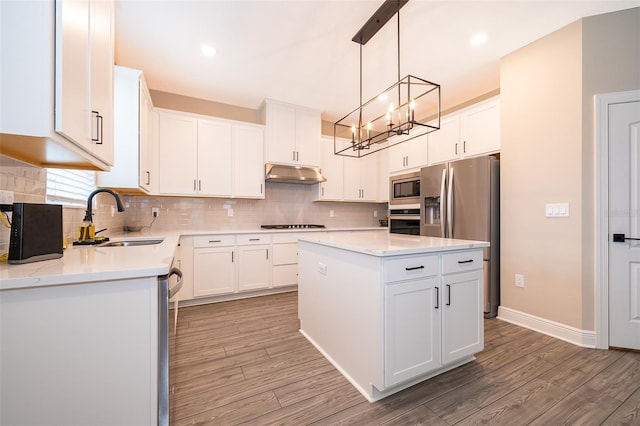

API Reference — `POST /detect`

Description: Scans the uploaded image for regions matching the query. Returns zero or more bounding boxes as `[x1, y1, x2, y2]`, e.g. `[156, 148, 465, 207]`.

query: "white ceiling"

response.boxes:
[114, 0, 638, 122]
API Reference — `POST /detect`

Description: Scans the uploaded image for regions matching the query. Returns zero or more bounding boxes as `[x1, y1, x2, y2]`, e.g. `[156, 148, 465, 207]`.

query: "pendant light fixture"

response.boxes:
[334, 0, 441, 158]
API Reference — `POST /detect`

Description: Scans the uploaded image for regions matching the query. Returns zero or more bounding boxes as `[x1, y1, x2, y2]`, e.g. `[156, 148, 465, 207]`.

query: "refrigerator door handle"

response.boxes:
[440, 168, 447, 238]
[447, 167, 454, 238]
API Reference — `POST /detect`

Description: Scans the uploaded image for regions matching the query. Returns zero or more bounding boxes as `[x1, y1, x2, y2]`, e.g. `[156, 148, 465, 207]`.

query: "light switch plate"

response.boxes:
[545, 203, 569, 217]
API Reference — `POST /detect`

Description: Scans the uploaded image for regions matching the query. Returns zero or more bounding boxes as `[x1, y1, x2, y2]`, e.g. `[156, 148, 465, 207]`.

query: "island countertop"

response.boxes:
[298, 231, 489, 257]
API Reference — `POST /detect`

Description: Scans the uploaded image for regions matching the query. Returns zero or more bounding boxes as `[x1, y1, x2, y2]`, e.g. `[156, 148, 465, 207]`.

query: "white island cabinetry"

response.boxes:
[298, 232, 487, 401]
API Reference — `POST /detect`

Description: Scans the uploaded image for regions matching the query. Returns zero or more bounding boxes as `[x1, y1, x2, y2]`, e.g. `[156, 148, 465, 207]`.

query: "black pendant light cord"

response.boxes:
[397, 0, 401, 110]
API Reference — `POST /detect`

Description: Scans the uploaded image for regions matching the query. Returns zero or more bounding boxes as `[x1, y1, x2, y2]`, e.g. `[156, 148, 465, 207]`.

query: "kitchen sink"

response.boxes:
[98, 238, 164, 247]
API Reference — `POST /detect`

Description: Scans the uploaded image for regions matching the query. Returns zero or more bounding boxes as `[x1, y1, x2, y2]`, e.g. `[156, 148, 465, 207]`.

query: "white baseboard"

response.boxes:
[497, 306, 596, 348]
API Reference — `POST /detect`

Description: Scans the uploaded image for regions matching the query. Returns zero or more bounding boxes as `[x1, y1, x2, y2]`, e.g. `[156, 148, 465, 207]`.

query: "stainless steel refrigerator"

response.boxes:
[420, 155, 500, 318]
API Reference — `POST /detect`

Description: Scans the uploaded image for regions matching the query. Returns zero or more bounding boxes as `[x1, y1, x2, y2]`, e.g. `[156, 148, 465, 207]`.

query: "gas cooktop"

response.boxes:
[260, 224, 326, 230]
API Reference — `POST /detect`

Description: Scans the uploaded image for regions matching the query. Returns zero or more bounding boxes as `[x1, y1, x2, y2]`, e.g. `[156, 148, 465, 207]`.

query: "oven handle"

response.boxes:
[168, 267, 183, 299]
[389, 215, 421, 220]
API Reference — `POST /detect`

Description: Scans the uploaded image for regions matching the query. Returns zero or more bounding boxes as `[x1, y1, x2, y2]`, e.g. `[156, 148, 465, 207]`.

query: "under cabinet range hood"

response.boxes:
[265, 163, 326, 184]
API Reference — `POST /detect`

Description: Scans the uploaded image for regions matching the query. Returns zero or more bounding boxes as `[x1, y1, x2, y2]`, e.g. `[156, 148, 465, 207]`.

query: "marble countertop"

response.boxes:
[0, 227, 386, 290]
[298, 231, 490, 257]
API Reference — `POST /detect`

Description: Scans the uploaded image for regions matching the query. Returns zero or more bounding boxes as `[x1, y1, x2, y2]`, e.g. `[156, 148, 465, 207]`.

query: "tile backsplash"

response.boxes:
[0, 154, 388, 253]
[123, 182, 388, 231]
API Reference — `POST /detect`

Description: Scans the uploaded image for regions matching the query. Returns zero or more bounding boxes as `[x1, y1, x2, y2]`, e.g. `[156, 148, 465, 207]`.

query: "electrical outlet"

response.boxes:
[515, 274, 525, 288]
[151, 207, 160, 218]
[227, 208, 234, 217]
[329, 210, 335, 218]
[374, 210, 378, 217]
[318, 262, 327, 275]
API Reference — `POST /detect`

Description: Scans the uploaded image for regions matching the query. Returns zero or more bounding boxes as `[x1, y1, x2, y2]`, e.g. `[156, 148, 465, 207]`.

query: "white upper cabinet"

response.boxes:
[388, 133, 429, 174]
[318, 136, 344, 201]
[0, 0, 114, 170]
[343, 152, 378, 202]
[377, 147, 390, 202]
[233, 125, 265, 198]
[157, 110, 264, 198]
[428, 97, 500, 165]
[197, 119, 233, 196]
[460, 98, 501, 158]
[159, 112, 199, 195]
[56, 0, 114, 164]
[263, 100, 321, 167]
[428, 115, 461, 165]
[97, 66, 155, 193]
[88, 0, 114, 164]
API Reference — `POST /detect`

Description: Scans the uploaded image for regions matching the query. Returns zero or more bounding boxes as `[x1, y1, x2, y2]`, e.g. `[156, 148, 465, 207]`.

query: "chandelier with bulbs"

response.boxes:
[334, 0, 441, 158]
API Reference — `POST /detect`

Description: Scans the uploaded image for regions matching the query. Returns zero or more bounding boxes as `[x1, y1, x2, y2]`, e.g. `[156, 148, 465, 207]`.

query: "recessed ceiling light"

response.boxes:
[470, 33, 488, 47]
[201, 44, 217, 57]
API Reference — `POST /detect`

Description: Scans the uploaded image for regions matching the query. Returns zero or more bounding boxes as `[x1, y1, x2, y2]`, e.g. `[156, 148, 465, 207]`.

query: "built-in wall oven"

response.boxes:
[389, 205, 421, 235]
[389, 171, 421, 206]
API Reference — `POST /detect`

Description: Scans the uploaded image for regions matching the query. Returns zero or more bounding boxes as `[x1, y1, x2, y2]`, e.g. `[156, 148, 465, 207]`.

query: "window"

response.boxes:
[46, 169, 95, 207]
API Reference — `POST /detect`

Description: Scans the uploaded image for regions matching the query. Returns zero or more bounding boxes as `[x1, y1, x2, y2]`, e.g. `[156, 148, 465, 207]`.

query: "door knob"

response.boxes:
[613, 233, 640, 242]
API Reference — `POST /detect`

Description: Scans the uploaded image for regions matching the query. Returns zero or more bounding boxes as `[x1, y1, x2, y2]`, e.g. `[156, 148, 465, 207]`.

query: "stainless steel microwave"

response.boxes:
[389, 171, 421, 205]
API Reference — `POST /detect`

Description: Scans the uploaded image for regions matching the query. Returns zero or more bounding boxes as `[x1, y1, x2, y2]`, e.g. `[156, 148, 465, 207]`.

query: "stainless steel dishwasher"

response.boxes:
[158, 267, 183, 426]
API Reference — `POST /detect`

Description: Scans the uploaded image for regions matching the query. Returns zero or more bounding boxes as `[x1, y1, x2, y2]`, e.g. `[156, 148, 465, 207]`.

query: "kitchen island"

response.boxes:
[297, 231, 490, 401]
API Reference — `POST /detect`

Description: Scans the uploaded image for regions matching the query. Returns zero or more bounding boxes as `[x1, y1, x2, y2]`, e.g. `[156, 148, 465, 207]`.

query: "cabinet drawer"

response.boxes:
[384, 255, 439, 283]
[237, 234, 272, 245]
[442, 250, 483, 274]
[193, 235, 235, 248]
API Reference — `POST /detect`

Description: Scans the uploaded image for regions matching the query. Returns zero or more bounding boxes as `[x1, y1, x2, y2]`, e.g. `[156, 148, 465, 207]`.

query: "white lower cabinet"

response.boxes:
[441, 251, 484, 364]
[382, 250, 483, 388]
[384, 277, 441, 386]
[193, 236, 236, 297]
[272, 234, 300, 287]
[238, 234, 271, 291]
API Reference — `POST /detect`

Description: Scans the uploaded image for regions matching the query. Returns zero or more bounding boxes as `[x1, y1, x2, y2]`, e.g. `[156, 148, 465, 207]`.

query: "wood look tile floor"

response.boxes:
[169, 292, 640, 425]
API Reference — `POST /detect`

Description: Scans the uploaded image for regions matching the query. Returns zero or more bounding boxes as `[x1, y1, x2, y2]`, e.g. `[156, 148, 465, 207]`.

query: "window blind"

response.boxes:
[46, 169, 95, 207]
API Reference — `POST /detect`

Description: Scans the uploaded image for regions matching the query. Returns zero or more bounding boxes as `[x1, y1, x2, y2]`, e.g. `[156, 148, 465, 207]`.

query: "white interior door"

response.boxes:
[609, 100, 640, 350]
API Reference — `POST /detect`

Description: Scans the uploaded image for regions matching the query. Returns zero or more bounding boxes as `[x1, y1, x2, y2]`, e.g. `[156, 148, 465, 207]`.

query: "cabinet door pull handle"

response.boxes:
[231, 252, 234, 262]
[463, 141, 467, 153]
[405, 265, 425, 271]
[457, 259, 474, 264]
[146, 171, 151, 185]
[249, 238, 260, 241]
[97, 113, 103, 145]
[455, 142, 458, 155]
[293, 150, 296, 161]
[321, 187, 324, 197]
[209, 240, 221, 243]
[266, 249, 269, 260]
[91, 111, 100, 142]
[193, 180, 197, 191]
[446, 284, 451, 306]
[260, 183, 263, 194]
[199, 180, 202, 191]
[435, 286, 439, 309]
